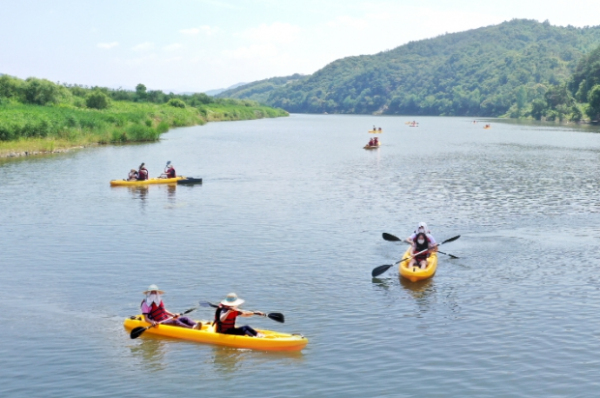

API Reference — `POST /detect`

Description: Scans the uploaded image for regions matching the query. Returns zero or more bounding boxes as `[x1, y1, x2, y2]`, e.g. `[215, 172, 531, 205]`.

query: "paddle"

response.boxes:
[372, 234, 461, 277]
[200, 301, 285, 323]
[382, 232, 460, 259]
[130, 307, 197, 339]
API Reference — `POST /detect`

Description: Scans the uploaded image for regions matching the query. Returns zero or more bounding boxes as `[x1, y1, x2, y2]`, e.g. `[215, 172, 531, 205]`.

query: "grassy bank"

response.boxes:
[0, 74, 288, 158]
[0, 100, 288, 157]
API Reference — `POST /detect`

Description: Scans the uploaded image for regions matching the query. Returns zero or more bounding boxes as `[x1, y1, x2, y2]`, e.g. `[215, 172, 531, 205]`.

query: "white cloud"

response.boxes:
[132, 42, 155, 52]
[163, 43, 183, 51]
[242, 22, 300, 44]
[179, 25, 218, 36]
[97, 42, 119, 49]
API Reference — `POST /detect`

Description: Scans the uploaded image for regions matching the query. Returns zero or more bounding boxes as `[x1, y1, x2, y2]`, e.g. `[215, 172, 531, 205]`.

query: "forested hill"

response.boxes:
[259, 19, 600, 116]
[216, 74, 306, 104]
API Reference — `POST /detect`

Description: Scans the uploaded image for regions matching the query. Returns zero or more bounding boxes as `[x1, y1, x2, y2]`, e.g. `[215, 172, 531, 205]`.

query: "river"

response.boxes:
[2, 114, 600, 397]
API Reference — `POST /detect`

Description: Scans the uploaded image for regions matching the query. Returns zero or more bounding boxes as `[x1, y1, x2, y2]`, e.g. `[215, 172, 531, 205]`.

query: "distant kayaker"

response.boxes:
[368, 138, 374, 146]
[127, 169, 138, 181]
[160, 161, 176, 179]
[214, 293, 264, 337]
[374, 137, 379, 145]
[138, 163, 149, 181]
[378, 127, 382, 132]
[141, 284, 202, 329]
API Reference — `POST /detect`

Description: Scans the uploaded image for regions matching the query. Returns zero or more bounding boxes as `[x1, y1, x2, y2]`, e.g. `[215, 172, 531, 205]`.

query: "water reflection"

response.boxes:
[207, 346, 304, 376]
[400, 277, 435, 315]
[129, 338, 167, 372]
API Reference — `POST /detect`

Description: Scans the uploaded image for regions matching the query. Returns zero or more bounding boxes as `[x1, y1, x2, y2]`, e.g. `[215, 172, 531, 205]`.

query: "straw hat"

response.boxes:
[143, 284, 165, 295]
[220, 292, 244, 307]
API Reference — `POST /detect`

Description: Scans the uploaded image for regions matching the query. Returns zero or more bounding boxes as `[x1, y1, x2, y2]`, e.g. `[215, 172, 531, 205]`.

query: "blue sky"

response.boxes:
[1, 0, 598, 93]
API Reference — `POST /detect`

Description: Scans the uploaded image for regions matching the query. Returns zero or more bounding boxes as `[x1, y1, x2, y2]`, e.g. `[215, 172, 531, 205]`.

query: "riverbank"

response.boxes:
[0, 101, 288, 158]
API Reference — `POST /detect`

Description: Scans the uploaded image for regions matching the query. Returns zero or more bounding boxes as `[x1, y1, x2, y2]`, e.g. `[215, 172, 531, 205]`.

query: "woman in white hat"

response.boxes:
[141, 284, 202, 329]
[214, 293, 264, 337]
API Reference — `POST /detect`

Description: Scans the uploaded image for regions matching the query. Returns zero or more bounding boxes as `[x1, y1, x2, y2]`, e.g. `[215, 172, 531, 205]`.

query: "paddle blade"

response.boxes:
[200, 301, 219, 308]
[382, 233, 401, 242]
[267, 313, 285, 323]
[130, 326, 148, 339]
[441, 235, 460, 245]
[372, 264, 393, 277]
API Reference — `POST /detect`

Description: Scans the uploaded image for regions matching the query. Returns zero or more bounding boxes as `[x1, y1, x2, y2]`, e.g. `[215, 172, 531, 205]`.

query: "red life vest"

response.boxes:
[138, 168, 149, 180]
[215, 307, 239, 333]
[165, 167, 176, 178]
[141, 300, 169, 322]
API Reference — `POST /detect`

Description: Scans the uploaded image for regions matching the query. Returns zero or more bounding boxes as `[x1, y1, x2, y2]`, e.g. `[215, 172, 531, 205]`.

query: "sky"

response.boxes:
[1, 0, 599, 93]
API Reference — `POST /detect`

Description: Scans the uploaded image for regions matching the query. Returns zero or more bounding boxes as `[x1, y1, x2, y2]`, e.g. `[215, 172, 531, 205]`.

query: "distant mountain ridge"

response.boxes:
[223, 19, 600, 116]
[204, 82, 248, 96]
[216, 74, 306, 103]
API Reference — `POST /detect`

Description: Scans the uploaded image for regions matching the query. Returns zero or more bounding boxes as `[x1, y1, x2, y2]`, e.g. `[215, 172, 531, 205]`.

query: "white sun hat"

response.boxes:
[220, 292, 245, 307]
[417, 222, 428, 232]
[143, 284, 165, 295]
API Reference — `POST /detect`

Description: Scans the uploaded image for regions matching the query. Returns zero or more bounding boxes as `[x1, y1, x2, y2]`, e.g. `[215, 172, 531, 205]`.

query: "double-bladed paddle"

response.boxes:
[372, 234, 461, 277]
[130, 307, 197, 339]
[200, 301, 285, 323]
[382, 232, 460, 259]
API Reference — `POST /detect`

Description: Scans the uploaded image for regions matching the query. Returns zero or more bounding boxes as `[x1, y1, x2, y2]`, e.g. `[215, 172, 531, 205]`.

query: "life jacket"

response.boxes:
[138, 168, 148, 180]
[165, 167, 176, 178]
[141, 299, 169, 322]
[414, 233, 430, 260]
[214, 306, 239, 333]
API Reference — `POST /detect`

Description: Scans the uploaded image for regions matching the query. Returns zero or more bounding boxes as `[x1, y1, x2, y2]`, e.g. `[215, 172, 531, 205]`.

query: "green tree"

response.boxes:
[586, 84, 600, 121]
[530, 98, 547, 120]
[135, 83, 147, 101]
[23, 78, 63, 105]
[167, 98, 186, 108]
[86, 90, 110, 109]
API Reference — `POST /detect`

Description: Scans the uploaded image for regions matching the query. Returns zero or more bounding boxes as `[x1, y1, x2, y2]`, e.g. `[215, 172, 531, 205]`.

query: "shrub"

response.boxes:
[167, 98, 186, 108]
[86, 90, 110, 109]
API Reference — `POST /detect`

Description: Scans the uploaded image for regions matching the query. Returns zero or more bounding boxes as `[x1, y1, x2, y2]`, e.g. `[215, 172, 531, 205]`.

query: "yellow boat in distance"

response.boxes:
[398, 247, 438, 282]
[110, 176, 185, 186]
[124, 315, 308, 351]
[364, 141, 381, 149]
[368, 129, 383, 133]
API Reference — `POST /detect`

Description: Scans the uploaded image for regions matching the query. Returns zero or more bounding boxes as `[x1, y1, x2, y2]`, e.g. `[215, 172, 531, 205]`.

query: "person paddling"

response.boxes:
[161, 161, 176, 179]
[214, 293, 264, 337]
[374, 137, 379, 146]
[127, 169, 138, 181]
[407, 222, 437, 269]
[138, 163, 149, 181]
[141, 284, 202, 329]
[368, 138, 374, 146]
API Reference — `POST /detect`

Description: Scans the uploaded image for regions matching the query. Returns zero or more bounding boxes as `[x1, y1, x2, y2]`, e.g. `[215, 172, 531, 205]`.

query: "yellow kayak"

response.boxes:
[110, 176, 185, 186]
[368, 129, 382, 133]
[364, 143, 381, 149]
[123, 315, 308, 351]
[398, 247, 438, 282]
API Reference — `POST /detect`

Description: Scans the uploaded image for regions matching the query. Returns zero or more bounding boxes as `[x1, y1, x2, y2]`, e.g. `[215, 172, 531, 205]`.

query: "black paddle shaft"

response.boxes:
[382, 232, 459, 259]
[129, 307, 197, 339]
[200, 301, 285, 323]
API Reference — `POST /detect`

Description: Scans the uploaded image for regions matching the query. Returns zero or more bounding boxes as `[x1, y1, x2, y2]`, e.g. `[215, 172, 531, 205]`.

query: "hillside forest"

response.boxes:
[220, 19, 600, 122]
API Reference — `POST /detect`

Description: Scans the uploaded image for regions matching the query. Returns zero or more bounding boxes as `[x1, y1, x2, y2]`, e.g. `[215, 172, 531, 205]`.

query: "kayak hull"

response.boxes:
[368, 130, 383, 133]
[124, 315, 308, 351]
[364, 145, 380, 149]
[110, 176, 185, 186]
[399, 248, 438, 282]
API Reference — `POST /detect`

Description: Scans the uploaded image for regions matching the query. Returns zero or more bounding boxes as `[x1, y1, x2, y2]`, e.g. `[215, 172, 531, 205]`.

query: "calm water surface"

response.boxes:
[2, 115, 600, 397]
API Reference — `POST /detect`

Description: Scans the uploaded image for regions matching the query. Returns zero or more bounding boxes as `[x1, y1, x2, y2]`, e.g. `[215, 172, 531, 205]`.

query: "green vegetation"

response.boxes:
[225, 20, 600, 118]
[0, 74, 288, 157]
[217, 74, 306, 104]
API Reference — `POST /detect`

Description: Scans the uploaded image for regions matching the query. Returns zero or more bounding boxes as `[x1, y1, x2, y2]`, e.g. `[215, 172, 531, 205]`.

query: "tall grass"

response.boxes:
[0, 101, 288, 156]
